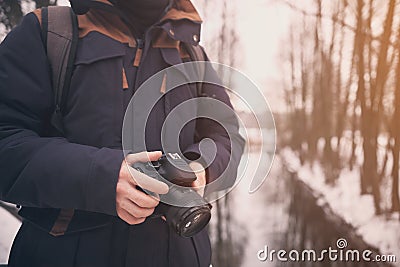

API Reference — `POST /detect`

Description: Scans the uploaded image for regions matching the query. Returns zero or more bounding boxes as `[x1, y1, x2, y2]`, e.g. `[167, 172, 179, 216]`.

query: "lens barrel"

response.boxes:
[174, 205, 211, 237]
[157, 185, 211, 238]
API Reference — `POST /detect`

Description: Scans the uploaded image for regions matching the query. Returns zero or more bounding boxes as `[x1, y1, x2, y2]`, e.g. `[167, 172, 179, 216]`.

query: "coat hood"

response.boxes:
[69, 0, 97, 15]
[69, 0, 202, 45]
[69, 0, 202, 23]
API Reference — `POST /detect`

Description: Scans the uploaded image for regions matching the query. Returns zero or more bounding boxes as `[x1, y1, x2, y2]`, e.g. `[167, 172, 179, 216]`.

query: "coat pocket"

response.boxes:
[74, 33, 127, 65]
[64, 34, 128, 148]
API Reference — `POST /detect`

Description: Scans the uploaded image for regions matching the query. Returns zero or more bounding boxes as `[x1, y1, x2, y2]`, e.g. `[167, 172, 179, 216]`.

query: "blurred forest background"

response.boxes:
[0, 0, 57, 32]
[280, 0, 400, 217]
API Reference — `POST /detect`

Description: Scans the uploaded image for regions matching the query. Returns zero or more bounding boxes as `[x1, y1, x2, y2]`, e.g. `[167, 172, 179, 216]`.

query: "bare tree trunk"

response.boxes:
[355, 0, 370, 195]
[323, 1, 341, 184]
[390, 22, 400, 213]
[288, 23, 303, 152]
[308, 0, 323, 161]
[0, 0, 23, 30]
[335, 0, 348, 150]
[299, 14, 309, 162]
[367, 0, 396, 214]
[214, 199, 224, 265]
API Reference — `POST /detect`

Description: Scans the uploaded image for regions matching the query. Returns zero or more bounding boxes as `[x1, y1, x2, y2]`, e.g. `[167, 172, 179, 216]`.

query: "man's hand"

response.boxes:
[116, 151, 169, 225]
[189, 161, 207, 197]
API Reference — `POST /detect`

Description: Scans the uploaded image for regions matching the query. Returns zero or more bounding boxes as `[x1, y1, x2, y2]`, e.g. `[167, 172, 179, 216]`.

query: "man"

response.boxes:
[0, 0, 244, 266]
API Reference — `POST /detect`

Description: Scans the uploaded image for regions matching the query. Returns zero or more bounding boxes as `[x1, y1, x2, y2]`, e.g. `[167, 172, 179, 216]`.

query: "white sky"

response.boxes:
[192, 0, 292, 113]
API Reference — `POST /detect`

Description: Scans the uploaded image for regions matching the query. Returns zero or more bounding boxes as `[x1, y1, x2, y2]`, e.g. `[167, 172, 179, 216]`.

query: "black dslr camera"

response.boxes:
[132, 153, 211, 238]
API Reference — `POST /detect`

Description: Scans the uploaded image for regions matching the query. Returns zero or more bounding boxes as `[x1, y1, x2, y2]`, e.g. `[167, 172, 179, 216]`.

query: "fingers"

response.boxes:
[117, 153, 167, 226]
[125, 186, 160, 208]
[129, 166, 169, 195]
[117, 208, 146, 225]
[116, 177, 159, 225]
[116, 194, 156, 225]
[189, 161, 206, 173]
[123, 199, 155, 218]
[117, 179, 160, 207]
[125, 151, 162, 164]
[189, 161, 206, 197]
[191, 181, 205, 197]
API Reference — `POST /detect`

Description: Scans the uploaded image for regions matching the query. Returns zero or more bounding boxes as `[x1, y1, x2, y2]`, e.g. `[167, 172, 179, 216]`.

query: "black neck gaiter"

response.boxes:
[117, 0, 170, 37]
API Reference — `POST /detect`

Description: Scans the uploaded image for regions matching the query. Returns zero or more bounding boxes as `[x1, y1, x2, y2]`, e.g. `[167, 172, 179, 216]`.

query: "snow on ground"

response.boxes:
[281, 147, 400, 258]
[0, 208, 21, 264]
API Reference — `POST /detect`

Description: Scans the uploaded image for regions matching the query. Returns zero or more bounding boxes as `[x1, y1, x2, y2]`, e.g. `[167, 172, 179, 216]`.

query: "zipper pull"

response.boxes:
[133, 39, 144, 67]
[160, 73, 167, 94]
[122, 67, 129, 90]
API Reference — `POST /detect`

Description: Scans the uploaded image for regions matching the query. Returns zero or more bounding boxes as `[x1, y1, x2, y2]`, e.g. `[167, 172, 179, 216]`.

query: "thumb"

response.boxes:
[125, 151, 162, 164]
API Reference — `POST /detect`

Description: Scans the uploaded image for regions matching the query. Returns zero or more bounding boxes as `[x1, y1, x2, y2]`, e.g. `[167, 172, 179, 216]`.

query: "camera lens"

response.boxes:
[177, 206, 211, 237]
[158, 186, 212, 238]
[162, 204, 211, 238]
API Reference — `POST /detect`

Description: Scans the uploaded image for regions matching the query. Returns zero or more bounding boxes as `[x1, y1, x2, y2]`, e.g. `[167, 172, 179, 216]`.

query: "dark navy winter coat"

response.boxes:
[0, 0, 244, 266]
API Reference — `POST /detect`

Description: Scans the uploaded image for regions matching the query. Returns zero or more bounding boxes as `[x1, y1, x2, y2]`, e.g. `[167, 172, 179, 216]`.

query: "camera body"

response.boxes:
[132, 153, 211, 238]
[133, 153, 197, 186]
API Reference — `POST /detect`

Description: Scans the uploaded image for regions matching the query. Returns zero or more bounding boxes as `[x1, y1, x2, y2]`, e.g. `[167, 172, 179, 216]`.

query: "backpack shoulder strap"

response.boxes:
[40, 6, 79, 236]
[183, 43, 206, 97]
[41, 6, 78, 134]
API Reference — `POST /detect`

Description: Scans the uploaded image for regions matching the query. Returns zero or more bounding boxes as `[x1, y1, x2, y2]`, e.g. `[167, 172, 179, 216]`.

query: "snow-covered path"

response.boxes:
[0, 208, 21, 263]
[281, 147, 400, 258]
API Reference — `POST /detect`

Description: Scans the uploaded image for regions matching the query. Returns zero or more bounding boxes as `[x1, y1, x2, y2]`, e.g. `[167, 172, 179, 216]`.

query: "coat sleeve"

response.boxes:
[0, 13, 124, 216]
[183, 49, 246, 191]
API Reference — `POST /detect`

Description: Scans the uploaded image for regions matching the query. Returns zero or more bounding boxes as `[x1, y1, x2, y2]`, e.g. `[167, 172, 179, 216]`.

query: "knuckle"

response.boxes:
[130, 190, 140, 204]
[119, 200, 127, 210]
[116, 186, 124, 196]
[151, 198, 160, 206]
[147, 200, 158, 209]
[116, 207, 123, 217]
[119, 212, 131, 224]
[116, 183, 129, 195]
[137, 207, 154, 218]
[143, 208, 153, 217]
[136, 208, 148, 218]
[116, 199, 122, 209]
[123, 200, 134, 212]
[120, 169, 131, 180]
[136, 197, 148, 208]
[142, 198, 158, 209]
[130, 207, 141, 218]
[147, 208, 155, 216]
